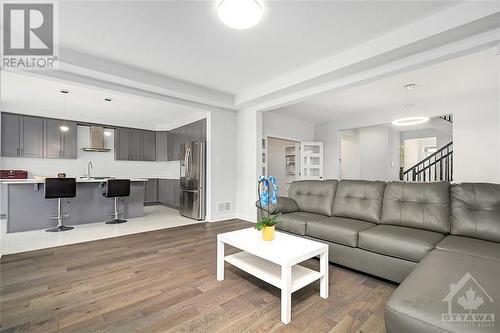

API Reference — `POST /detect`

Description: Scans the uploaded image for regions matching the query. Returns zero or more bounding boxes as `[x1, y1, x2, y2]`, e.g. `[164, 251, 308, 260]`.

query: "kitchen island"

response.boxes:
[2, 178, 147, 233]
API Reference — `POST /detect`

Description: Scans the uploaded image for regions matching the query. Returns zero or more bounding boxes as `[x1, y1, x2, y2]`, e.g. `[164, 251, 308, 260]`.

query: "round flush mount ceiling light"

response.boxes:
[392, 84, 429, 126]
[392, 116, 430, 126]
[217, 0, 263, 30]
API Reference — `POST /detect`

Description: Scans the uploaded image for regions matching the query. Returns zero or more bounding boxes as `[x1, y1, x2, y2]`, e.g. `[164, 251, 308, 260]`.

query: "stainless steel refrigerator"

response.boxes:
[180, 141, 206, 220]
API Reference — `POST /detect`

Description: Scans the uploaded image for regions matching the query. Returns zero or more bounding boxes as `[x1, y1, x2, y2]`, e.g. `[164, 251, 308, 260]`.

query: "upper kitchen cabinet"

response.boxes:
[165, 119, 206, 161]
[115, 127, 132, 160]
[1, 113, 44, 158]
[130, 129, 142, 161]
[21, 116, 44, 158]
[167, 130, 181, 161]
[115, 127, 157, 161]
[142, 131, 156, 161]
[1, 113, 21, 157]
[60, 121, 77, 158]
[193, 119, 207, 142]
[43, 119, 77, 159]
[156, 131, 168, 161]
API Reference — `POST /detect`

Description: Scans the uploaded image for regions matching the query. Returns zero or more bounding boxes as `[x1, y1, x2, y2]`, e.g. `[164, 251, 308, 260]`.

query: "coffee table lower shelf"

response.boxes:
[225, 252, 323, 293]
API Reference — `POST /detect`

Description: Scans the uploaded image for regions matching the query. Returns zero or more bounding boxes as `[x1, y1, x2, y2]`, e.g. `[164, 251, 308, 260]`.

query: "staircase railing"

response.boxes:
[402, 142, 453, 182]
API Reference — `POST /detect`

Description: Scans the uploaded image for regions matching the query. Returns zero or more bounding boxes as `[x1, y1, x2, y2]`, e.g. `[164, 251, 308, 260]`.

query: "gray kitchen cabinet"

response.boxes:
[142, 131, 156, 161]
[157, 179, 180, 208]
[170, 179, 180, 208]
[1, 113, 21, 157]
[167, 131, 180, 161]
[20, 116, 43, 158]
[60, 121, 77, 159]
[43, 118, 61, 158]
[1, 114, 44, 158]
[158, 179, 167, 204]
[187, 122, 197, 143]
[179, 126, 188, 145]
[115, 128, 131, 160]
[42, 119, 77, 159]
[144, 179, 158, 204]
[156, 131, 168, 161]
[130, 130, 142, 161]
[115, 128, 158, 162]
[199, 119, 206, 142]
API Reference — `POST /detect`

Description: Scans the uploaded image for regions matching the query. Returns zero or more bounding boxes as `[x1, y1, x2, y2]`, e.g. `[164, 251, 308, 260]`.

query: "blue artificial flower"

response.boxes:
[270, 188, 278, 205]
[260, 191, 269, 206]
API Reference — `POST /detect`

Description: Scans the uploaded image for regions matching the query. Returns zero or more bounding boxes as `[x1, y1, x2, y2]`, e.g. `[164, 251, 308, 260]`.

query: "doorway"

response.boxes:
[403, 137, 437, 170]
[267, 137, 300, 196]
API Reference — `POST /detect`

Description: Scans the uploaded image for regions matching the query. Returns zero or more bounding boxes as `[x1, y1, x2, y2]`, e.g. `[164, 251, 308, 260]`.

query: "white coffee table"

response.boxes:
[216, 228, 329, 324]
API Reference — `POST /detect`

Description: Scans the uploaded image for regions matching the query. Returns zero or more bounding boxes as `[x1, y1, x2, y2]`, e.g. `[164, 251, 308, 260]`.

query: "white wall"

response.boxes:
[403, 137, 437, 170]
[0, 126, 180, 179]
[207, 109, 237, 222]
[315, 92, 500, 183]
[262, 111, 314, 141]
[400, 127, 452, 151]
[338, 126, 400, 181]
[236, 109, 261, 222]
[340, 129, 360, 179]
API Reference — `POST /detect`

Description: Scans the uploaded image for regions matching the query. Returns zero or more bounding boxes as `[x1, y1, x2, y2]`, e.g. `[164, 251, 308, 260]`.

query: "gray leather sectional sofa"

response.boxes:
[263, 179, 500, 333]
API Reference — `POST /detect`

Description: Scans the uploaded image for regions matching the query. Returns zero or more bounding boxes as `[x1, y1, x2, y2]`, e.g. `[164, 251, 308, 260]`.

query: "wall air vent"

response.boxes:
[217, 201, 231, 212]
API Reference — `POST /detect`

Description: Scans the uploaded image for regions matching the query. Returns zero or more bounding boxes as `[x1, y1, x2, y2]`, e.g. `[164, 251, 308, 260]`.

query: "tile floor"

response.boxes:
[0, 205, 199, 255]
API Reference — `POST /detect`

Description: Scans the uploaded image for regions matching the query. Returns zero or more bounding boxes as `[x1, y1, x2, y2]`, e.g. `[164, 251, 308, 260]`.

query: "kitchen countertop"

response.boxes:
[0, 178, 148, 184]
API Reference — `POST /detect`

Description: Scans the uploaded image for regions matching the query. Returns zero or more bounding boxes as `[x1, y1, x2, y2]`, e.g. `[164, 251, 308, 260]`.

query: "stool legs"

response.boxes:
[46, 198, 74, 232]
[105, 197, 127, 224]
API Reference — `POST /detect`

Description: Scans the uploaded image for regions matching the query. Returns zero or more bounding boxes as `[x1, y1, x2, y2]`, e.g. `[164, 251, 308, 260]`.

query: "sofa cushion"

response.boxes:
[332, 180, 386, 223]
[275, 212, 321, 235]
[358, 225, 444, 262]
[385, 250, 499, 333]
[436, 235, 500, 261]
[306, 216, 376, 247]
[382, 181, 450, 233]
[256, 197, 298, 214]
[288, 180, 338, 216]
[451, 183, 500, 243]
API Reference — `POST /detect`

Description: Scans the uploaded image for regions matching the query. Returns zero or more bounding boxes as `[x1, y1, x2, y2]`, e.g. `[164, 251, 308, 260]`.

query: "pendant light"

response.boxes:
[217, 0, 263, 30]
[104, 98, 112, 136]
[392, 84, 429, 126]
[59, 90, 70, 132]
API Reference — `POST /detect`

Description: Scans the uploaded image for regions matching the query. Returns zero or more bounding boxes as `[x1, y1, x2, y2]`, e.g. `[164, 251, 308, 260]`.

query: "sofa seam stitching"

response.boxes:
[385, 304, 451, 333]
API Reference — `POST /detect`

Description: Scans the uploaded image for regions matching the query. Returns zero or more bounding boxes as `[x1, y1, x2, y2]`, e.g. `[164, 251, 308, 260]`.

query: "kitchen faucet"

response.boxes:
[87, 161, 93, 179]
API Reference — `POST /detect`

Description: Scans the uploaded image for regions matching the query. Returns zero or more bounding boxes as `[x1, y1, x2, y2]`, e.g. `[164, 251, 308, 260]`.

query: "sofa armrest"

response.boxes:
[255, 197, 299, 214]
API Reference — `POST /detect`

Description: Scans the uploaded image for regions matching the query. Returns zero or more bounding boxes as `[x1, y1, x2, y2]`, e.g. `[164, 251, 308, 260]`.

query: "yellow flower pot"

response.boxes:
[262, 225, 275, 241]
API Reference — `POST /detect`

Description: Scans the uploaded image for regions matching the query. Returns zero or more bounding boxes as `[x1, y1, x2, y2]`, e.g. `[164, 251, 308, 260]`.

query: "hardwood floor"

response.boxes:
[0, 220, 396, 333]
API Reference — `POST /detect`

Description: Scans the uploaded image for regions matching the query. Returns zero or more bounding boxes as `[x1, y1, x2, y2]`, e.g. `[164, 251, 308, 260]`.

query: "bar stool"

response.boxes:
[45, 178, 76, 232]
[103, 179, 130, 224]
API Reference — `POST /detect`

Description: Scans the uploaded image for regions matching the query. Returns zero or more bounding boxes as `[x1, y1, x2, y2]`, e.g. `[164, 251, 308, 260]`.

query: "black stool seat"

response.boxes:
[45, 178, 76, 199]
[103, 179, 131, 198]
[103, 179, 130, 224]
[44, 178, 76, 232]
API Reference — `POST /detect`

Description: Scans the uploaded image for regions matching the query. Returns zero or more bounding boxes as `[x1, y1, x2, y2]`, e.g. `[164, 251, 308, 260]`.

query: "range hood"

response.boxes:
[82, 126, 111, 152]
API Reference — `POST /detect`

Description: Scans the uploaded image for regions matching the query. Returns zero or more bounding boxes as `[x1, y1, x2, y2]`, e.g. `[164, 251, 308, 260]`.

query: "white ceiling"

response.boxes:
[2, 1, 498, 116]
[270, 48, 499, 124]
[0, 71, 203, 130]
[59, 1, 457, 95]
